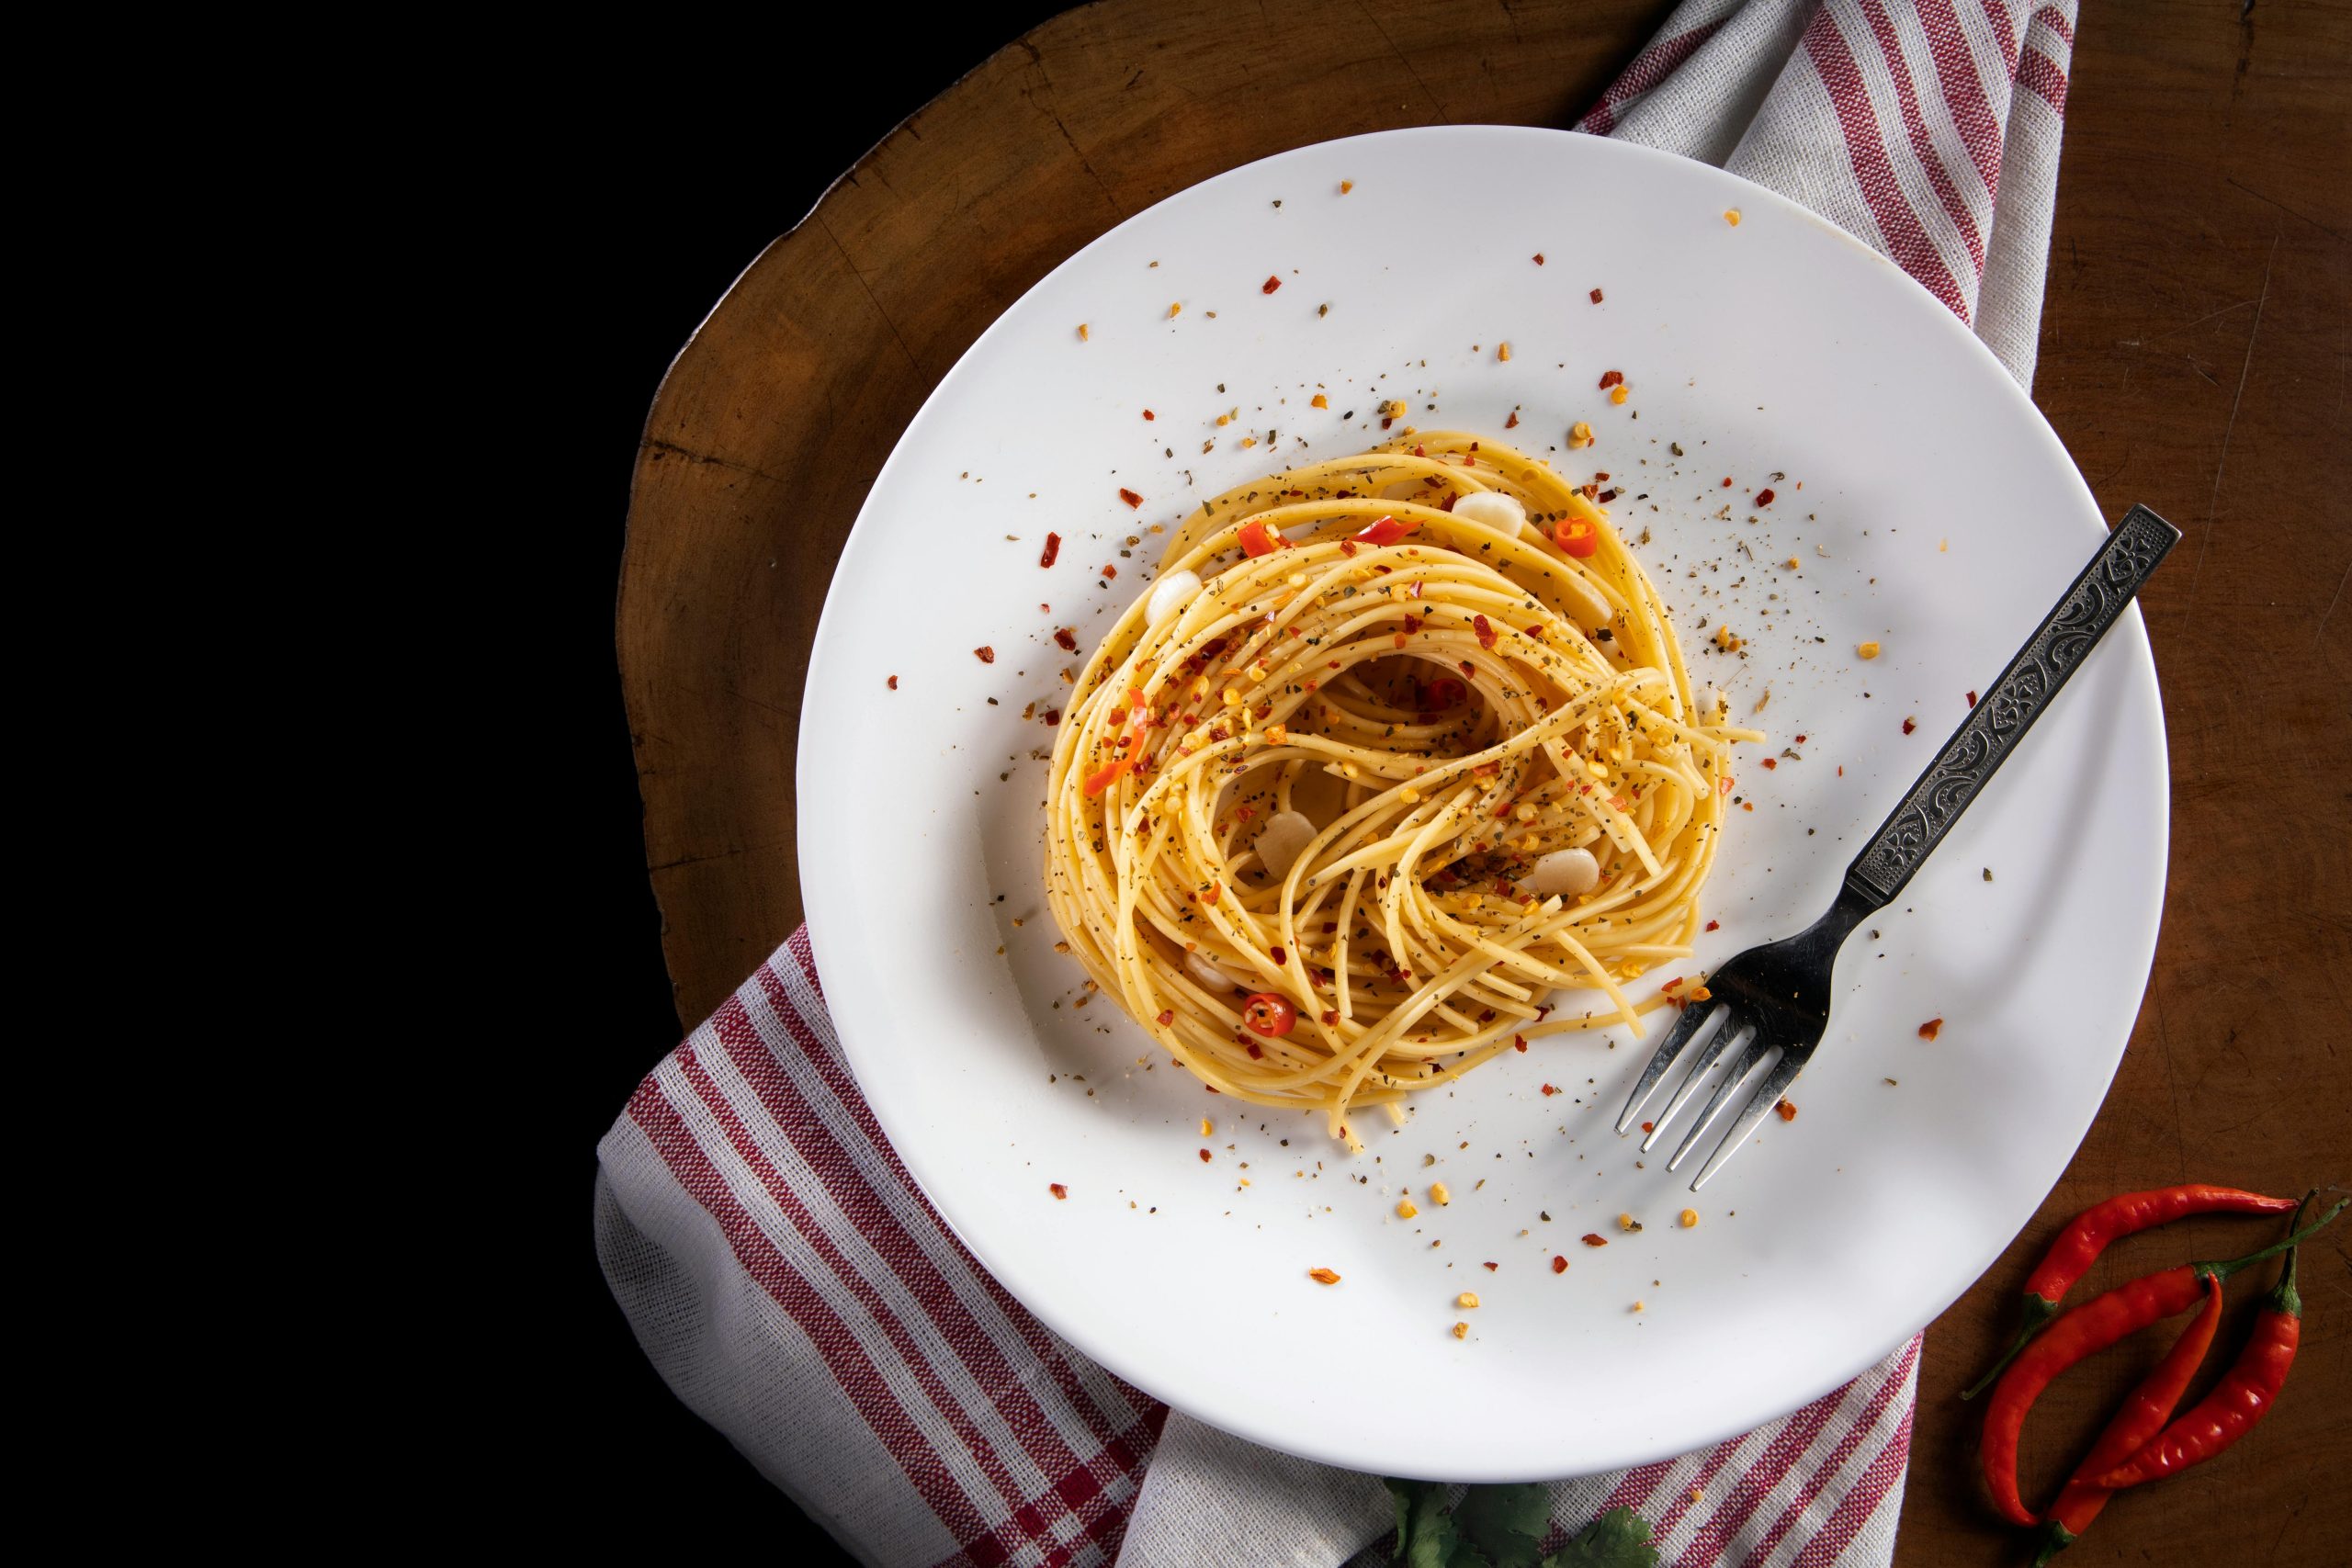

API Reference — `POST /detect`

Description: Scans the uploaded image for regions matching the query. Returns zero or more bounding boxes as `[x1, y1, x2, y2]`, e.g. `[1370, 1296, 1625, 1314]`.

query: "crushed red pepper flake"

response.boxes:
[1198, 1148, 1212, 1162]
[1040, 532, 1062, 568]
[1582, 1234, 1609, 1247]
[1053, 626, 1079, 651]
[1262, 275, 1283, 294]
[1307, 1267, 1340, 1284]
[1552, 1255, 1568, 1273]
[1966, 690, 1979, 707]
[974, 646, 995, 663]
[1589, 287, 1603, 303]
[1903, 716, 1917, 734]
[1141, 409, 1155, 421]
[1504, 410, 1520, 428]
[1533, 253, 1546, 265]
[1775, 1099, 1798, 1122]
[1704, 919, 1720, 931]
[1598, 369, 1624, 389]
[1918, 1018, 1944, 1041]
[1541, 1083, 1558, 1096]
[1755, 487, 1776, 505]
[1049, 1183, 1069, 1200]
[1473, 615, 1498, 649]
[1102, 563, 1118, 579]
[887, 675, 899, 690]
[1118, 488, 1143, 508]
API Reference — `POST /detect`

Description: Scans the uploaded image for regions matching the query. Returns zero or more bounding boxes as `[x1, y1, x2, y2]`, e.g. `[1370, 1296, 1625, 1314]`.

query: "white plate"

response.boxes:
[798, 127, 2165, 1481]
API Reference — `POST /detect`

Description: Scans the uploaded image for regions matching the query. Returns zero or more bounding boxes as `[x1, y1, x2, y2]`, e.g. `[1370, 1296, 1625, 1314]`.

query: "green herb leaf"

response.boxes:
[1539, 1506, 1656, 1568]
[1453, 1483, 1552, 1568]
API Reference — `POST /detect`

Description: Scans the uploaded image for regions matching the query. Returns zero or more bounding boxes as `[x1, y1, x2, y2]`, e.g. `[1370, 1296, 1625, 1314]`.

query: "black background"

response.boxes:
[534, 7, 1070, 1554]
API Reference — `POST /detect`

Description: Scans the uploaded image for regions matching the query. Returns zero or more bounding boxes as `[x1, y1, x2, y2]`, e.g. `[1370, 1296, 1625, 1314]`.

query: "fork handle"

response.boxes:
[1840, 504, 2180, 909]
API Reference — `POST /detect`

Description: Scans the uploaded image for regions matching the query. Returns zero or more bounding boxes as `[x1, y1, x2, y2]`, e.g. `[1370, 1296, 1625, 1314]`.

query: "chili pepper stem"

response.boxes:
[2197, 1197, 2344, 1285]
[2030, 1522, 2077, 1568]
[1961, 1298, 2058, 1402]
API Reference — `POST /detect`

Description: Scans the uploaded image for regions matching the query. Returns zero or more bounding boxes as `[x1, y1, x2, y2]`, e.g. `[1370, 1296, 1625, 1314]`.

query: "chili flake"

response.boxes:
[1582, 1234, 1608, 1247]
[1903, 716, 1917, 734]
[1040, 532, 1062, 569]
[1551, 1255, 1568, 1273]
[1533, 253, 1546, 265]
[1308, 1267, 1340, 1285]
[1049, 1183, 1069, 1199]
[1261, 275, 1283, 294]
[1918, 1018, 1943, 1041]
[887, 675, 899, 690]
[1118, 488, 1143, 508]
[1598, 370, 1623, 389]
[1589, 287, 1603, 303]
[1053, 626, 1078, 651]
[1966, 689, 1979, 707]
[1473, 615, 1498, 649]
[1199, 1148, 1211, 1162]
[1311, 393, 1328, 409]
[1775, 1099, 1797, 1121]
[974, 647, 995, 663]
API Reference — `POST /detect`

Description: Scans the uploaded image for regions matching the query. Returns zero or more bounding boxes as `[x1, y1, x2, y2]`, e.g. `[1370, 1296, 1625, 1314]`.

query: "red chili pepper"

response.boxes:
[1979, 1201, 2343, 1527]
[1238, 520, 1281, 557]
[1118, 488, 1143, 508]
[1962, 1184, 2298, 1399]
[2029, 1271, 2222, 1565]
[1040, 532, 1062, 568]
[1557, 518, 1599, 558]
[1241, 993, 1296, 1037]
[2094, 1195, 2331, 1492]
[1261, 275, 1282, 294]
[1473, 615, 1497, 649]
[1351, 515, 1418, 547]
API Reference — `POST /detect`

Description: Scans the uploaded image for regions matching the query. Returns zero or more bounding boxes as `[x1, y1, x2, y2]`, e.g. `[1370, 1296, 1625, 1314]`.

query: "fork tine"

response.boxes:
[1640, 1015, 1754, 1153]
[1665, 1031, 1777, 1171]
[1684, 1049, 1809, 1191]
[1614, 1001, 1723, 1134]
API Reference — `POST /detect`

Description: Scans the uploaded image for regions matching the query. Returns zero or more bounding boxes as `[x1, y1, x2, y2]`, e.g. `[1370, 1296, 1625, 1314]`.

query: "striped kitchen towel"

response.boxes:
[598, 934, 1921, 1568]
[597, 6, 2076, 1562]
[1577, 0, 2077, 388]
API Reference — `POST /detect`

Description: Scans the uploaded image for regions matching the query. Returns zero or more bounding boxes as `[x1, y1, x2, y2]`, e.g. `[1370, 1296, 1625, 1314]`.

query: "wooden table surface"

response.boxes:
[616, 3, 2350, 1561]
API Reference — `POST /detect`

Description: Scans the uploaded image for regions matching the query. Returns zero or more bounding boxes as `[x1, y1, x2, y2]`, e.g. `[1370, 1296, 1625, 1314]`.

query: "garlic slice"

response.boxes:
[1183, 951, 1241, 992]
[1451, 491, 1527, 532]
[1520, 847, 1600, 897]
[1147, 569, 1202, 627]
[1253, 809, 1317, 880]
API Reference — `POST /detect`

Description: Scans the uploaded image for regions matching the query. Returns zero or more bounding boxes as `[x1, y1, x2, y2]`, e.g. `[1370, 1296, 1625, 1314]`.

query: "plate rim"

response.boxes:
[797, 124, 2168, 1480]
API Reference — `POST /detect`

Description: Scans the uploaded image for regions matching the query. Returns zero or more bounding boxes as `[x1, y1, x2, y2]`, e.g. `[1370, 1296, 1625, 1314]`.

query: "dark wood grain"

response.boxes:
[616, 3, 2352, 1562]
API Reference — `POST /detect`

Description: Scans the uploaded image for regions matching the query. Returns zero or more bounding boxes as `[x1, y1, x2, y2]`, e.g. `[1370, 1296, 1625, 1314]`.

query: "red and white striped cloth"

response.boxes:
[1577, 0, 2077, 387]
[598, 7, 2077, 1562]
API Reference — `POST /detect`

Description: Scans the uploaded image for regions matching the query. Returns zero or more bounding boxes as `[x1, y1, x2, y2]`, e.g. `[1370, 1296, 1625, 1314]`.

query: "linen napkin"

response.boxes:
[598, 5, 2079, 1562]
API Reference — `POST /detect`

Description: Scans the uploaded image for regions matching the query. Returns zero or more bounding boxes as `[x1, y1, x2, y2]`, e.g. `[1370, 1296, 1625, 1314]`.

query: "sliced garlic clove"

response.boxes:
[1253, 809, 1317, 880]
[1451, 491, 1527, 532]
[1183, 951, 1241, 992]
[1146, 569, 1203, 628]
[1520, 847, 1600, 897]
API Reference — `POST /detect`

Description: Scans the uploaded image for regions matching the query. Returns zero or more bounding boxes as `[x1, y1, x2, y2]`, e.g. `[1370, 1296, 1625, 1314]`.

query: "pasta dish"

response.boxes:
[1044, 434, 1757, 1146]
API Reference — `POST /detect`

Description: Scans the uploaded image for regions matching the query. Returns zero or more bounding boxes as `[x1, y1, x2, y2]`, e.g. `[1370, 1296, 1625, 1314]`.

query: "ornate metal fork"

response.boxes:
[1618, 504, 2181, 1190]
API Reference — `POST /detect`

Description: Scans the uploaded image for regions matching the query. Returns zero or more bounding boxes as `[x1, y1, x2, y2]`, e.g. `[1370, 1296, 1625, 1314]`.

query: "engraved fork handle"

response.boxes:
[1841, 504, 2180, 910]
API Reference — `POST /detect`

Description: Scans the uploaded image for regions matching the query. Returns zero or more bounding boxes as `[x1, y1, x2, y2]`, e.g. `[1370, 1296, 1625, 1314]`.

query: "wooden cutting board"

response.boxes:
[616, 4, 2350, 1562]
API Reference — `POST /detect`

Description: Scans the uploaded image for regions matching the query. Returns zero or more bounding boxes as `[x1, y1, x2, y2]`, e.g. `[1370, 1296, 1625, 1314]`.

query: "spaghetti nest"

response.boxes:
[1044, 433, 1758, 1146]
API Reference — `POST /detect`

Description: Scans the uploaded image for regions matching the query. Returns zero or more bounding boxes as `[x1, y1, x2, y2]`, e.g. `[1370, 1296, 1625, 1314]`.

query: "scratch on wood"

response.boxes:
[2183, 227, 2280, 607]
[641, 438, 790, 488]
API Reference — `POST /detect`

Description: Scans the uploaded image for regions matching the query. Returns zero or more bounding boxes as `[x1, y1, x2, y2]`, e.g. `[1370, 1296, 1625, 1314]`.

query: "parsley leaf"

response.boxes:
[1453, 1483, 1550, 1568]
[1542, 1506, 1656, 1568]
[1384, 1484, 1654, 1568]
